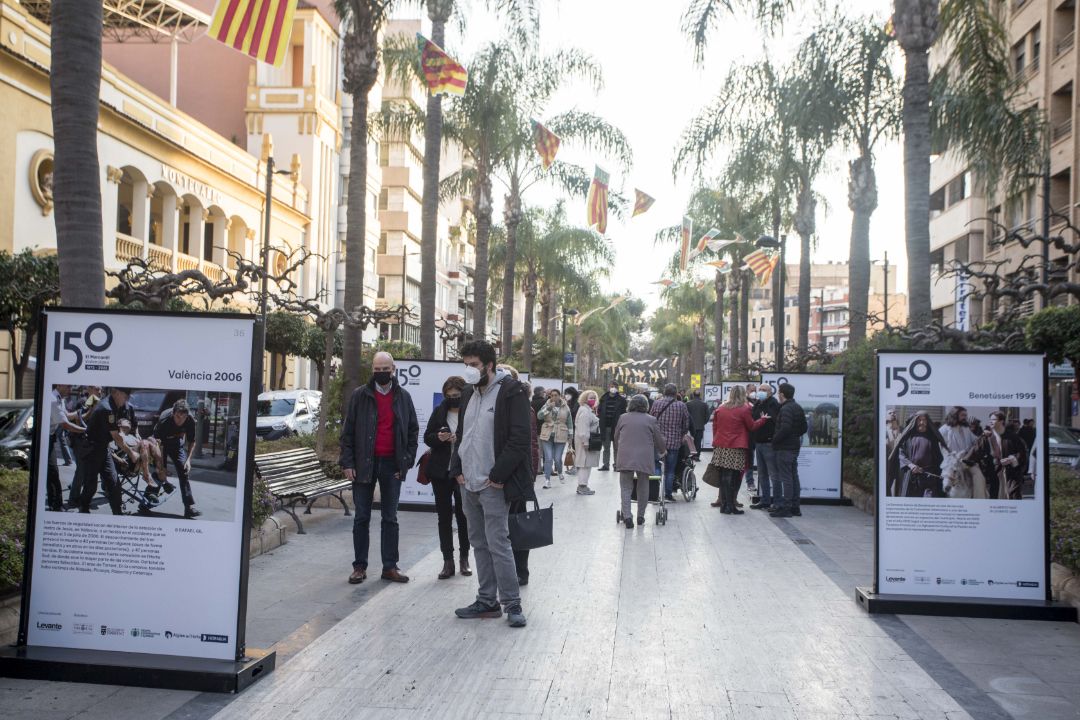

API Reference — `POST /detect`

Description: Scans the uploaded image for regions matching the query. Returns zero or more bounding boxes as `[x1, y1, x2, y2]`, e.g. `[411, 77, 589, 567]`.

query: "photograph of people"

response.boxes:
[966, 410, 1029, 500]
[889, 411, 948, 498]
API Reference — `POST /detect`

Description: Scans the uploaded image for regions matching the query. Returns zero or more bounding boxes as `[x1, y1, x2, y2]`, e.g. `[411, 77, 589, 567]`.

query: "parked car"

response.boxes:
[256, 390, 321, 441]
[1048, 423, 1080, 470]
[129, 389, 187, 439]
[0, 399, 35, 469]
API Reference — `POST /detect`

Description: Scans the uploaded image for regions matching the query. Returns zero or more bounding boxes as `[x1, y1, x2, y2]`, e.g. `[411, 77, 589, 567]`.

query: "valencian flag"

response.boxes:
[679, 216, 693, 271]
[532, 120, 561, 169]
[587, 166, 610, 234]
[742, 248, 773, 278]
[697, 228, 721, 253]
[759, 255, 780, 287]
[704, 260, 728, 269]
[210, 0, 299, 67]
[632, 189, 655, 217]
[417, 34, 468, 96]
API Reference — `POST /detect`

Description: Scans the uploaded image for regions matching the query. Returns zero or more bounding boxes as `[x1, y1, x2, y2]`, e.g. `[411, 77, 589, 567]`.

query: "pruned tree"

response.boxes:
[0, 250, 60, 397]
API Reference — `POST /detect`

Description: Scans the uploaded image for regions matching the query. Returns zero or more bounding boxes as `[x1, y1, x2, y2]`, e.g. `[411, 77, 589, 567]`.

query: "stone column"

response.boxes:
[102, 166, 123, 268]
[132, 179, 151, 249]
[187, 204, 206, 260]
[161, 192, 179, 271]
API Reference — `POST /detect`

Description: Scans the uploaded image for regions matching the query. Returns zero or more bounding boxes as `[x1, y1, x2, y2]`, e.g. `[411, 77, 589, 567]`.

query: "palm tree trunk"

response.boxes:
[847, 153, 877, 344]
[51, 0, 105, 307]
[771, 195, 783, 369]
[316, 320, 337, 455]
[471, 165, 492, 340]
[739, 270, 750, 368]
[419, 6, 452, 359]
[729, 272, 740, 371]
[500, 187, 523, 355]
[547, 287, 559, 344]
[522, 270, 536, 371]
[714, 270, 725, 381]
[902, 38, 933, 328]
[795, 180, 816, 355]
[342, 83, 372, 400]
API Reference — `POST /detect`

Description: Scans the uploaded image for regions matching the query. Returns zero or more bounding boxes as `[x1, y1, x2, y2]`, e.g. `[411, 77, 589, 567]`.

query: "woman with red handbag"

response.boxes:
[422, 376, 471, 579]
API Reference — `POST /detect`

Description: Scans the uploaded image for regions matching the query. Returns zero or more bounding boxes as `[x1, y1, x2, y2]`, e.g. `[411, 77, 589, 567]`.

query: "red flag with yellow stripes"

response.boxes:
[209, 0, 298, 68]
[632, 189, 655, 217]
[758, 255, 780, 287]
[531, 120, 561, 169]
[742, 248, 773, 277]
[417, 34, 468, 96]
[587, 166, 610, 234]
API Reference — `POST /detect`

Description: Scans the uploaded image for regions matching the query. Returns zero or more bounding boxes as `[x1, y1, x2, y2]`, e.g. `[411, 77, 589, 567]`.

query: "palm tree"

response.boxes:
[335, 0, 396, 400]
[796, 15, 901, 344]
[681, 0, 793, 60]
[51, 1, 105, 307]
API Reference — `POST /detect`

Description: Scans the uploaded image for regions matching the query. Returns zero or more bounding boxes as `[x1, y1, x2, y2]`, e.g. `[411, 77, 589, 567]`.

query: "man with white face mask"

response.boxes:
[749, 384, 781, 510]
[597, 384, 627, 470]
[450, 340, 534, 628]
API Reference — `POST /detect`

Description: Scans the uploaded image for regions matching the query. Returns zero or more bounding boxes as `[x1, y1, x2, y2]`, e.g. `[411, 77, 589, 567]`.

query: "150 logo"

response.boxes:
[53, 322, 113, 372]
[884, 359, 931, 398]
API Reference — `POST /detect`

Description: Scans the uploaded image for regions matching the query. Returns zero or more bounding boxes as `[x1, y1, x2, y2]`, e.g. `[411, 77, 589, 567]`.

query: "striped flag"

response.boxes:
[759, 255, 780, 287]
[742, 249, 773, 277]
[679, 216, 693, 271]
[707, 238, 736, 253]
[697, 228, 721, 252]
[531, 120, 561, 169]
[704, 260, 728, 269]
[417, 34, 468, 96]
[586, 166, 610, 234]
[209, 0, 298, 67]
[632, 189, 655, 217]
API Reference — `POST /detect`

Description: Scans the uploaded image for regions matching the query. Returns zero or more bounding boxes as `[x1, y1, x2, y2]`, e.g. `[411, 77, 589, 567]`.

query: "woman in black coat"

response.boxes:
[423, 376, 471, 579]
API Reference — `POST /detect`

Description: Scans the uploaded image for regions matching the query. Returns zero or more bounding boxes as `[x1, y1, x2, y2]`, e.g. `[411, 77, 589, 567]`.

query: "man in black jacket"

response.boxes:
[684, 390, 709, 460]
[339, 352, 419, 585]
[598, 384, 627, 470]
[750, 384, 781, 510]
[450, 340, 534, 628]
[769, 382, 806, 518]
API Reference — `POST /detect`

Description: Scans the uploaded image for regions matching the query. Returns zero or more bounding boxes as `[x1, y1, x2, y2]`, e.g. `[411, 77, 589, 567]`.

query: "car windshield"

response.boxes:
[0, 407, 25, 435]
[258, 399, 295, 417]
[1049, 426, 1077, 446]
[129, 391, 166, 412]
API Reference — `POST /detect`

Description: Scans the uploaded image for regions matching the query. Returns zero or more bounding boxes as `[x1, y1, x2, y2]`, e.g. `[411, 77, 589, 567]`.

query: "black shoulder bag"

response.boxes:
[508, 500, 554, 551]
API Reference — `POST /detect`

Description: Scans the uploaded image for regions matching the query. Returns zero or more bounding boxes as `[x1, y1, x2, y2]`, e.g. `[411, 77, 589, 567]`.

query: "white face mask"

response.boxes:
[462, 366, 482, 385]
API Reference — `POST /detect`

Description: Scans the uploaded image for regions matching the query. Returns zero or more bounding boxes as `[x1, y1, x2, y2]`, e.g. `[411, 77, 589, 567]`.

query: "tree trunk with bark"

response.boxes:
[522, 269, 537, 371]
[729, 272, 740, 371]
[714, 269, 726, 381]
[500, 187, 523, 355]
[471, 164, 493, 340]
[51, 0, 105, 308]
[740, 270, 750, 368]
[795, 180, 816, 355]
[847, 153, 877, 345]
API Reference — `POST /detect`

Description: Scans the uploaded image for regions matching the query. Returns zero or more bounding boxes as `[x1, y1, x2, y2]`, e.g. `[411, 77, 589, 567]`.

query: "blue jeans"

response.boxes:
[663, 448, 680, 496]
[542, 439, 565, 479]
[756, 443, 776, 505]
[351, 456, 402, 570]
[773, 448, 801, 510]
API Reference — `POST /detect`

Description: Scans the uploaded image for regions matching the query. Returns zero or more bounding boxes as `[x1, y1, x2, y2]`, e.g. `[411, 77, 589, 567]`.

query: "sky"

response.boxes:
[413, 0, 907, 312]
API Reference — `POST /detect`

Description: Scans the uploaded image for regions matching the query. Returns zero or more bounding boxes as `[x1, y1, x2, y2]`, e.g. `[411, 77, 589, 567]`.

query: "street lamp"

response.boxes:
[756, 233, 786, 371]
[560, 307, 578, 392]
[260, 143, 296, 392]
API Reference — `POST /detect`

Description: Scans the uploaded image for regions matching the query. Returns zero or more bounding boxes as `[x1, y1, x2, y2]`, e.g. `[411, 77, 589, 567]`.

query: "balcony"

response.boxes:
[113, 233, 228, 281]
[1053, 117, 1073, 142]
[1056, 31, 1075, 57]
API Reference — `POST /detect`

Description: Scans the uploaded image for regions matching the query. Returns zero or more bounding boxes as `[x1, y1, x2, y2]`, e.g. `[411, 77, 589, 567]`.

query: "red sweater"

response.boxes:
[374, 389, 395, 457]
[712, 404, 767, 450]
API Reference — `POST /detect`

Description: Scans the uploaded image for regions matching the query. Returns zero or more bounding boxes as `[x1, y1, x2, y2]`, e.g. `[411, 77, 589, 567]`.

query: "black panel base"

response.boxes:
[800, 497, 853, 506]
[856, 587, 1078, 622]
[0, 645, 276, 693]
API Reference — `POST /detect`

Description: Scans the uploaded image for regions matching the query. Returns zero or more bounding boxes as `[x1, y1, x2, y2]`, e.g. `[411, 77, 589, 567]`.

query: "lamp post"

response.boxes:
[560, 307, 578, 392]
[260, 148, 296, 392]
[756, 323, 764, 363]
[818, 287, 826, 353]
[460, 278, 472, 343]
[756, 234, 786, 371]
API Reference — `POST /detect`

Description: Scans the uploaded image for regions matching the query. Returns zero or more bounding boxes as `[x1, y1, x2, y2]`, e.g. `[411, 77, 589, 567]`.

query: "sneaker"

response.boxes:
[566, 467, 578, 476]
[542, 480, 552, 489]
[518, 575, 529, 586]
[624, 518, 634, 529]
[184, 506, 202, 519]
[637, 516, 645, 526]
[162, 481, 176, 495]
[790, 507, 802, 516]
[559, 474, 566, 485]
[600, 465, 610, 471]
[576, 487, 596, 495]
[455, 600, 502, 619]
[663, 494, 675, 502]
[506, 604, 527, 628]
[770, 507, 793, 518]
[750, 502, 772, 510]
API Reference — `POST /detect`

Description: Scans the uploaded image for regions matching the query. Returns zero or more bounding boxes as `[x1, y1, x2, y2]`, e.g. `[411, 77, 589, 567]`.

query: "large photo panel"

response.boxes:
[702, 381, 754, 450]
[761, 373, 844, 500]
[26, 310, 256, 661]
[876, 352, 1048, 601]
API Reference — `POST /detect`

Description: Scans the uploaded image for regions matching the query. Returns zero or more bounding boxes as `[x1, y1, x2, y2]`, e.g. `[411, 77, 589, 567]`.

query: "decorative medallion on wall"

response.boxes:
[29, 150, 54, 216]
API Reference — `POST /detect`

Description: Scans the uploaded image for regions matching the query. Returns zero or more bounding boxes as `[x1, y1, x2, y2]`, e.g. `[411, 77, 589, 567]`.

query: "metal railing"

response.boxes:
[1053, 118, 1073, 142]
[1057, 31, 1075, 57]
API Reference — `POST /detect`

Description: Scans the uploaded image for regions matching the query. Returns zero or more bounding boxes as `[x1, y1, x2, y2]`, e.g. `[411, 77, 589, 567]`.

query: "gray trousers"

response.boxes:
[619, 471, 650, 519]
[463, 487, 521, 608]
[756, 442, 776, 504]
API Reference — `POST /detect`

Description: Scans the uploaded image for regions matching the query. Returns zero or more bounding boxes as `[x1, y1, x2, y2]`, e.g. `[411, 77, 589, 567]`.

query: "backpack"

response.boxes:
[794, 406, 809, 437]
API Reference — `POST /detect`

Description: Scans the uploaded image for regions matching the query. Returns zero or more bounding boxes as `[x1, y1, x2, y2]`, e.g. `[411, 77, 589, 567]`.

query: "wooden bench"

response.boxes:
[254, 448, 351, 534]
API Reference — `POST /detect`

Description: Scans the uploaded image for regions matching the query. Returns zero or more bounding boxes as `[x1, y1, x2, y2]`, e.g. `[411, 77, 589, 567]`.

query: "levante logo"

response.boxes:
[884, 360, 932, 398]
[53, 321, 114, 372]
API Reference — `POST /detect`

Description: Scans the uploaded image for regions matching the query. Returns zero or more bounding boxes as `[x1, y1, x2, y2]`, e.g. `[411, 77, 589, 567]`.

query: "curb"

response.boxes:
[843, 482, 874, 515]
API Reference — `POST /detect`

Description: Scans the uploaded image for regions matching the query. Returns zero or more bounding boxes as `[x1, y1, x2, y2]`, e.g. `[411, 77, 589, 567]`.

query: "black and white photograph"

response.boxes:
[43, 384, 242, 521]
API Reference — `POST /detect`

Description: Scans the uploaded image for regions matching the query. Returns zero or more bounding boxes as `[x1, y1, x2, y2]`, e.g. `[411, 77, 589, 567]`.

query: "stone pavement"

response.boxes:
[2, 466, 1079, 719]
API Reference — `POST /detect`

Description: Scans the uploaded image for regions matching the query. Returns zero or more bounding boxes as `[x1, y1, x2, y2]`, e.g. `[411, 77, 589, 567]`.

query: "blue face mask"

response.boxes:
[755, 391, 768, 401]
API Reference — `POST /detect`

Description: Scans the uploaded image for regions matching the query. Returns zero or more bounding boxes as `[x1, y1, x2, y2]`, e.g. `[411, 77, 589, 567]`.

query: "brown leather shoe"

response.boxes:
[438, 560, 455, 580]
[381, 568, 410, 583]
[459, 553, 472, 576]
[348, 568, 366, 584]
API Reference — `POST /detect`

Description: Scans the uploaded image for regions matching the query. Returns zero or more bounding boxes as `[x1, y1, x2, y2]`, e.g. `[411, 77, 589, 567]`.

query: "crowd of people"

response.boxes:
[46, 384, 201, 517]
[339, 349, 814, 630]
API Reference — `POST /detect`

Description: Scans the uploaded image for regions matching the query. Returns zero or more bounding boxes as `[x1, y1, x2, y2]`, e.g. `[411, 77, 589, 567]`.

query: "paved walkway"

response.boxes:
[3, 466, 1079, 719]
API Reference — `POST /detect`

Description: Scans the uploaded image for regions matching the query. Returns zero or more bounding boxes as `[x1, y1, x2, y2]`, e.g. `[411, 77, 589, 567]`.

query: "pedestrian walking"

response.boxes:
[423, 376, 471, 580]
[598, 384, 627, 470]
[339, 352, 419, 585]
[613, 394, 665, 528]
[685, 390, 709, 460]
[743, 383, 759, 491]
[573, 390, 601, 495]
[770, 382, 807, 518]
[450, 341, 532, 628]
[564, 386, 581, 476]
[749, 384, 780, 510]
[710, 386, 768, 515]
[537, 389, 573, 489]
[649, 384, 690, 501]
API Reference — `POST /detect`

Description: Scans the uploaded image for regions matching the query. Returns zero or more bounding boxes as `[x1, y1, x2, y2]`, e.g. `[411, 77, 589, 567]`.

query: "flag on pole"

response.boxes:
[209, 0, 299, 67]
[704, 260, 728, 269]
[707, 238, 736, 253]
[679, 216, 693, 271]
[416, 34, 468, 96]
[587, 166, 610, 234]
[531, 120, 561, 169]
[606, 295, 628, 310]
[696, 228, 721, 252]
[742, 248, 772, 277]
[759, 255, 780, 287]
[632, 189, 655, 217]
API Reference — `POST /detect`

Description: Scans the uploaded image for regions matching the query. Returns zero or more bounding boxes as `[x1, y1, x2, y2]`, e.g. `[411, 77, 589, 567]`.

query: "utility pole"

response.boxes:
[818, 287, 826, 353]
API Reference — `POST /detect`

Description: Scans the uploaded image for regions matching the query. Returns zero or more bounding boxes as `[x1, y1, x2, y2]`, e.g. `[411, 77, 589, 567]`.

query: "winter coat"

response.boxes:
[339, 378, 419, 482]
[573, 405, 601, 468]
[613, 411, 666, 476]
[712, 404, 767, 451]
[422, 402, 458, 482]
[537, 402, 573, 444]
[685, 398, 710, 433]
[771, 399, 807, 453]
[751, 396, 780, 444]
[598, 392, 628, 432]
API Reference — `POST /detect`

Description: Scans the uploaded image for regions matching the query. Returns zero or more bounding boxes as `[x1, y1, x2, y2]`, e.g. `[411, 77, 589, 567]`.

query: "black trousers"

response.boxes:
[691, 429, 704, 456]
[78, 446, 122, 514]
[162, 440, 195, 507]
[508, 499, 530, 581]
[46, 433, 63, 511]
[431, 476, 469, 560]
